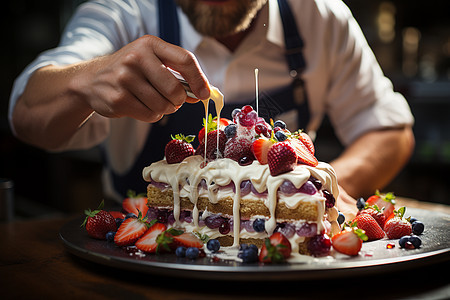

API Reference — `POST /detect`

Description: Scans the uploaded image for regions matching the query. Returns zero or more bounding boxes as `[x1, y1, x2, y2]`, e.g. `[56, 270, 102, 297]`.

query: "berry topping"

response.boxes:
[196, 129, 227, 159]
[224, 123, 237, 139]
[224, 136, 255, 164]
[273, 120, 286, 129]
[251, 137, 274, 165]
[267, 141, 297, 176]
[165, 134, 195, 164]
[198, 114, 231, 144]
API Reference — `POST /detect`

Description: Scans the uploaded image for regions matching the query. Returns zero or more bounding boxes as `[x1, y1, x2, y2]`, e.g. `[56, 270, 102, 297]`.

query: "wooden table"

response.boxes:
[1, 198, 450, 300]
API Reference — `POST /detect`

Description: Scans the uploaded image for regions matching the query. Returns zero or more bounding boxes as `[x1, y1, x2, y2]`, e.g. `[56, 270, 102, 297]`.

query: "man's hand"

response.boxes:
[13, 35, 211, 150]
[336, 184, 357, 221]
[73, 35, 210, 122]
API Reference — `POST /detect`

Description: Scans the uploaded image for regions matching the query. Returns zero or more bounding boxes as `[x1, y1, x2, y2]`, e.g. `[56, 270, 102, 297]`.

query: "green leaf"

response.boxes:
[395, 206, 406, 218]
[167, 228, 184, 236]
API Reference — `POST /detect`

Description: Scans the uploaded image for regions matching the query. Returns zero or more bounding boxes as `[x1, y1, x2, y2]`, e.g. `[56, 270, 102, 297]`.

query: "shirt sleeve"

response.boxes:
[322, 1, 414, 146]
[8, 0, 145, 151]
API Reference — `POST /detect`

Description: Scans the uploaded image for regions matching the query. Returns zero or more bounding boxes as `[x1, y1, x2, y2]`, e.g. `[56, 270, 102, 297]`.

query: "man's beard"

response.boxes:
[175, 0, 268, 38]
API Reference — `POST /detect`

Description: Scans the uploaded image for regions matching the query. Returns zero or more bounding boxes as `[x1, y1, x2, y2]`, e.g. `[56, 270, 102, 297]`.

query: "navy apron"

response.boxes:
[108, 0, 311, 197]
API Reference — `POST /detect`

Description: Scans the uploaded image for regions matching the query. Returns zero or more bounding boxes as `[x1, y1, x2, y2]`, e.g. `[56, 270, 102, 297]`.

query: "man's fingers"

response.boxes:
[149, 36, 210, 100]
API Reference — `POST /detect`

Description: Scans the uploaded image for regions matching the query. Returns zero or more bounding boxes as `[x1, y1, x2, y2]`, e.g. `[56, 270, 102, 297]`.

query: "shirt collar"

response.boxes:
[177, 0, 285, 52]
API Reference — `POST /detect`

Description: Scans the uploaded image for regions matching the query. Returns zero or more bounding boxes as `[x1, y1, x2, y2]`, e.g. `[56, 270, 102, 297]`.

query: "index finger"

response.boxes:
[151, 37, 211, 100]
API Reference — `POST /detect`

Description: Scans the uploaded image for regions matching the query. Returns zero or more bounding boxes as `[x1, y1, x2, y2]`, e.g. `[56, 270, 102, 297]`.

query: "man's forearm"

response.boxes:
[331, 126, 415, 198]
[12, 63, 95, 150]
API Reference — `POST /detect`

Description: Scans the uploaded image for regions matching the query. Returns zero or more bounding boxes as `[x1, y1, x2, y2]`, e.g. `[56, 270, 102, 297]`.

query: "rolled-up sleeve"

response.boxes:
[8, 0, 144, 150]
[323, 2, 414, 146]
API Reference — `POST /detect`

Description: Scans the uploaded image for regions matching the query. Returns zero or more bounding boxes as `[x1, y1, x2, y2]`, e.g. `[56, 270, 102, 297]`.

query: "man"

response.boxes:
[9, 0, 414, 218]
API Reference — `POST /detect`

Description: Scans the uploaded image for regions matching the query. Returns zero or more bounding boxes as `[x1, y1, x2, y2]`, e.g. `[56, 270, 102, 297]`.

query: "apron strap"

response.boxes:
[158, 0, 180, 45]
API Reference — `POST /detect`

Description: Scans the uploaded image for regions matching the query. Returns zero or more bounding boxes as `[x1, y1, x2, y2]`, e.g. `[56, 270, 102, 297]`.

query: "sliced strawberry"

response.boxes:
[332, 226, 367, 256]
[267, 141, 297, 176]
[366, 190, 396, 219]
[296, 131, 315, 155]
[123, 190, 149, 217]
[259, 232, 292, 263]
[114, 215, 149, 246]
[172, 232, 204, 249]
[352, 214, 385, 241]
[109, 211, 126, 219]
[135, 223, 168, 253]
[288, 138, 318, 167]
[251, 137, 274, 165]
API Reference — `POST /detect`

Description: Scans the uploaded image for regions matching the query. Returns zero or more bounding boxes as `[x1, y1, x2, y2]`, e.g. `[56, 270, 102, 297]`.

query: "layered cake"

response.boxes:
[142, 105, 340, 255]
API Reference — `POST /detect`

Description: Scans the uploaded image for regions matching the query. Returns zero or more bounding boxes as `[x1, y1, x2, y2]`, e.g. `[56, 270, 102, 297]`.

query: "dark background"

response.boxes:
[1, 0, 449, 219]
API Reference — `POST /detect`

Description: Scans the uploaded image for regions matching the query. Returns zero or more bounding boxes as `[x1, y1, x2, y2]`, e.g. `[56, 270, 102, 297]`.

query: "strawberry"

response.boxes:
[352, 214, 385, 241]
[366, 190, 396, 219]
[224, 136, 255, 163]
[122, 190, 149, 217]
[172, 232, 204, 249]
[357, 205, 386, 228]
[195, 129, 227, 159]
[267, 141, 297, 176]
[288, 138, 318, 167]
[198, 114, 231, 144]
[332, 225, 367, 256]
[294, 130, 315, 155]
[165, 134, 195, 164]
[81, 200, 117, 240]
[135, 222, 168, 253]
[114, 212, 150, 246]
[383, 207, 412, 239]
[251, 137, 275, 165]
[109, 211, 126, 219]
[259, 232, 292, 263]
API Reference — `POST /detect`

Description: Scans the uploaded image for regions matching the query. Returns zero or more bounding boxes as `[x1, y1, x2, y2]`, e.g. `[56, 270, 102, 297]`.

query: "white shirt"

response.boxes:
[9, 0, 414, 200]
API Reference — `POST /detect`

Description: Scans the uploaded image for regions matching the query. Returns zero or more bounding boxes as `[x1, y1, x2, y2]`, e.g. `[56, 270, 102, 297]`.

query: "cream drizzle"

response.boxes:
[143, 156, 339, 247]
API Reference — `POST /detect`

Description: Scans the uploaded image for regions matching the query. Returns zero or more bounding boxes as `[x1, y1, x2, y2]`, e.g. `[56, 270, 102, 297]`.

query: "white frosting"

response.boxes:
[143, 155, 339, 248]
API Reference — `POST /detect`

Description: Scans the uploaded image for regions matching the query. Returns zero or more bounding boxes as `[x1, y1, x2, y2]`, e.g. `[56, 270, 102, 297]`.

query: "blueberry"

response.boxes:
[240, 248, 258, 263]
[175, 246, 186, 257]
[224, 124, 237, 139]
[409, 217, 418, 224]
[115, 218, 124, 227]
[252, 218, 266, 232]
[207, 239, 221, 253]
[409, 235, 422, 248]
[185, 247, 200, 259]
[337, 212, 345, 225]
[273, 120, 286, 129]
[106, 231, 116, 242]
[399, 235, 410, 248]
[275, 130, 288, 142]
[231, 108, 241, 120]
[356, 197, 366, 210]
[412, 221, 424, 235]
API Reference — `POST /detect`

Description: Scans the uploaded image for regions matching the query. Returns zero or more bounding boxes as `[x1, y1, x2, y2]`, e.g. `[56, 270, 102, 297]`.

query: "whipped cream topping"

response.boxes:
[143, 155, 339, 247]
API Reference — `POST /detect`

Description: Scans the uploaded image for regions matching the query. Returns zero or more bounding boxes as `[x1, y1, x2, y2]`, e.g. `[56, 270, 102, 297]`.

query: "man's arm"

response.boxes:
[331, 126, 415, 218]
[12, 36, 210, 151]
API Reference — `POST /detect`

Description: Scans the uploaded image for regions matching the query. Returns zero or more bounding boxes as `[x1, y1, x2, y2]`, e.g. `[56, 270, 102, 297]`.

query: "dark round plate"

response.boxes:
[60, 207, 450, 280]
